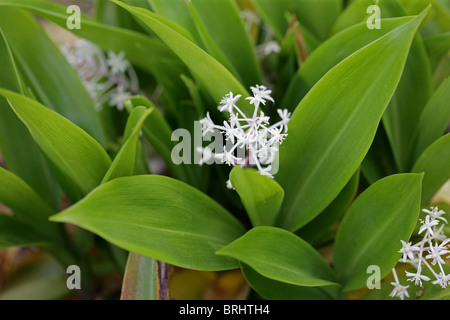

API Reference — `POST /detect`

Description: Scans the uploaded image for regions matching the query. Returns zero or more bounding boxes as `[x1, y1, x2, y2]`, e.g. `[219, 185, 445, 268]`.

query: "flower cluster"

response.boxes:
[198, 85, 290, 188]
[390, 206, 450, 300]
[60, 39, 139, 111]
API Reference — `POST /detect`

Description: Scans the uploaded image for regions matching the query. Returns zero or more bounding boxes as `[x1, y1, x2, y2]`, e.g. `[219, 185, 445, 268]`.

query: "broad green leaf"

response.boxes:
[148, 0, 202, 44]
[111, 0, 251, 115]
[51, 175, 246, 271]
[412, 134, 450, 204]
[0, 0, 189, 109]
[0, 167, 60, 236]
[382, 33, 433, 172]
[0, 89, 111, 203]
[120, 252, 159, 300]
[191, 0, 262, 88]
[251, 0, 292, 41]
[296, 169, 359, 245]
[334, 173, 423, 292]
[282, 16, 415, 110]
[424, 32, 450, 55]
[0, 213, 49, 249]
[0, 26, 60, 208]
[411, 77, 450, 162]
[292, 0, 342, 41]
[217, 226, 337, 287]
[360, 124, 398, 184]
[240, 263, 333, 300]
[102, 106, 153, 183]
[275, 10, 427, 232]
[229, 166, 284, 227]
[0, 8, 107, 144]
[123, 96, 190, 182]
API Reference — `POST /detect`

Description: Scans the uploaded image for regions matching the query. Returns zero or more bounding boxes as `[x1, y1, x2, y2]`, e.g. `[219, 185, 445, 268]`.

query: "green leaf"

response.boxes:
[0, 7, 107, 144]
[0, 0, 189, 109]
[0, 213, 49, 249]
[123, 96, 190, 182]
[120, 252, 159, 300]
[292, 0, 343, 41]
[229, 166, 284, 227]
[282, 16, 415, 111]
[148, 0, 202, 44]
[424, 31, 450, 56]
[275, 9, 428, 232]
[0, 25, 60, 208]
[412, 134, 450, 204]
[51, 175, 246, 271]
[0, 89, 111, 203]
[217, 226, 337, 287]
[240, 263, 333, 300]
[251, 0, 292, 41]
[102, 106, 153, 183]
[111, 0, 251, 114]
[382, 34, 433, 172]
[411, 77, 450, 162]
[190, 0, 262, 88]
[297, 169, 359, 246]
[0, 167, 57, 232]
[334, 173, 423, 292]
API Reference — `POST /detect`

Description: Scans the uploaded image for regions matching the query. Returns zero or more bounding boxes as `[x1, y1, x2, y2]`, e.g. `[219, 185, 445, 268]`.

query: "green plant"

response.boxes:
[0, 0, 449, 300]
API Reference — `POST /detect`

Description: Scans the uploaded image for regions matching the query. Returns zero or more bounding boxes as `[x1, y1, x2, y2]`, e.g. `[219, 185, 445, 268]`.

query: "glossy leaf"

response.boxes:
[0, 0, 189, 109]
[240, 263, 333, 300]
[0, 213, 49, 249]
[275, 10, 427, 231]
[217, 226, 337, 287]
[111, 0, 251, 115]
[123, 96, 190, 182]
[0, 26, 60, 208]
[292, 0, 342, 41]
[102, 106, 153, 183]
[0, 89, 111, 203]
[51, 175, 246, 271]
[411, 77, 450, 162]
[282, 16, 414, 111]
[148, 0, 201, 43]
[424, 32, 450, 56]
[412, 134, 450, 204]
[191, 0, 262, 88]
[0, 7, 107, 144]
[297, 169, 359, 245]
[251, 0, 292, 41]
[334, 174, 423, 292]
[0, 167, 58, 234]
[230, 166, 284, 227]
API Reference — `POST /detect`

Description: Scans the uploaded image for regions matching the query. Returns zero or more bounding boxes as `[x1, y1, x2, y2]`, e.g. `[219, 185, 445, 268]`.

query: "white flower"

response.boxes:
[419, 215, 440, 236]
[246, 85, 274, 107]
[218, 92, 242, 113]
[423, 206, 448, 224]
[389, 282, 410, 300]
[198, 85, 290, 183]
[109, 86, 132, 111]
[61, 40, 139, 111]
[399, 240, 420, 262]
[405, 266, 431, 286]
[425, 243, 449, 265]
[432, 273, 450, 289]
[107, 51, 130, 75]
[277, 108, 291, 133]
